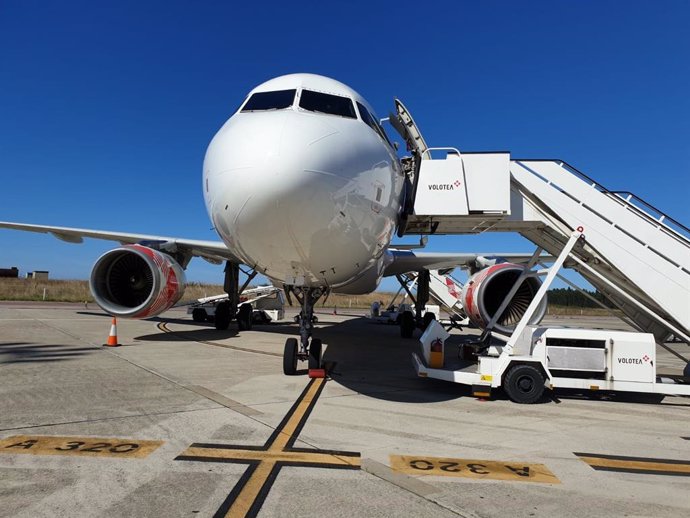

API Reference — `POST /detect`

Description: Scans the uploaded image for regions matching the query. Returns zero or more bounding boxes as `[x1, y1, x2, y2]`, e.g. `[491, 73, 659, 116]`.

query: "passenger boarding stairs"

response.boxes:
[390, 99, 690, 343]
[401, 152, 690, 343]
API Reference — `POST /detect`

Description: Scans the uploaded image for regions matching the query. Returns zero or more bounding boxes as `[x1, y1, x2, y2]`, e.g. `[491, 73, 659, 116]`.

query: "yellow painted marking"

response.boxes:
[227, 461, 276, 518]
[270, 377, 323, 451]
[390, 455, 560, 484]
[195, 376, 346, 518]
[480, 374, 493, 381]
[0, 435, 163, 459]
[577, 455, 690, 475]
[181, 446, 360, 467]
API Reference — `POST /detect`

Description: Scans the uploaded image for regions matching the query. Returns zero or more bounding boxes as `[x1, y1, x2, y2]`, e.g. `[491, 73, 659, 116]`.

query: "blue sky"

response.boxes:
[1, 0, 688, 291]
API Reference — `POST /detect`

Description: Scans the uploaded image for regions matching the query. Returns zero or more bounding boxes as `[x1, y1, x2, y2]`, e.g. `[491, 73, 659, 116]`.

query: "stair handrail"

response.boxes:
[514, 158, 690, 243]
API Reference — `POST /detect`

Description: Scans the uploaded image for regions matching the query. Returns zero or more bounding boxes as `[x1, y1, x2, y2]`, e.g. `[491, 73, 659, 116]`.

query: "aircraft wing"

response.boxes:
[383, 249, 550, 277]
[0, 221, 238, 265]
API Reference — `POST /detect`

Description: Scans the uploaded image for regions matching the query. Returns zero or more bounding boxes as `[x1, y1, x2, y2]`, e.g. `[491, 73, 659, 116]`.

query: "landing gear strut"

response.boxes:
[283, 287, 324, 375]
[215, 261, 257, 331]
[394, 270, 432, 338]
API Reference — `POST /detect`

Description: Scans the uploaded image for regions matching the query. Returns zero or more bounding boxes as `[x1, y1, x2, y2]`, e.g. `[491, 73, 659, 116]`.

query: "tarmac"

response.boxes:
[0, 302, 689, 518]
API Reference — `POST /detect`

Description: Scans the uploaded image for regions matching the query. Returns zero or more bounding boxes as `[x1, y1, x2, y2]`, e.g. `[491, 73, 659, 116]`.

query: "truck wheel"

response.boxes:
[215, 302, 230, 330]
[237, 304, 253, 331]
[308, 338, 322, 370]
[400, 311, 415, 338]
[192, 308, 206, 323]
[504, 364, 545, 404]
[283, 338, 298, 375]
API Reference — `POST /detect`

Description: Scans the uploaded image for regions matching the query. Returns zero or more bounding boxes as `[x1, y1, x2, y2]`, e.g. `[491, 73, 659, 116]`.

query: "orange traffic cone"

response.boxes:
[103, 317, 121, 347]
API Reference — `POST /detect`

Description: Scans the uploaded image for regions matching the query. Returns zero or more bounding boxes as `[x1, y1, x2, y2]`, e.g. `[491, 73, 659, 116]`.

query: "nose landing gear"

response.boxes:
[283, 287, 324, 375]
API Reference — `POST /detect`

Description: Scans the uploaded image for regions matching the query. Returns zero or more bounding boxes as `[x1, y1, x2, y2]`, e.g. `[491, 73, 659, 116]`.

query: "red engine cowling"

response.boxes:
[461, 263, 547, 334]
[89, 245, 186, 319]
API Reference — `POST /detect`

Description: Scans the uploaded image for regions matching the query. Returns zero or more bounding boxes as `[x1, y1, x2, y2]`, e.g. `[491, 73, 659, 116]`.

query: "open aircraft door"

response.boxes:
[388, 99, 431, 236]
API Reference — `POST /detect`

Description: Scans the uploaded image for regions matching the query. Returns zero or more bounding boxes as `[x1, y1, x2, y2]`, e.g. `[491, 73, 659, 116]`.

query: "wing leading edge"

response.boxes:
[383, 249, 552, 277]
[0, 221, 239, 265]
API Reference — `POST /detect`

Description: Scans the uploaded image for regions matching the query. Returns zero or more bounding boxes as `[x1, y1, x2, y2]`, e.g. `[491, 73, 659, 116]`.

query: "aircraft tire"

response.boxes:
[283, 338, 298, 375]
[308, 338, 322, 370]
[400, 311, 415, 338]
[214, 302, 231, 330]
[504, 364, 545, 404]
[237, 304, 253, 331]
[422, 312, 436, 330]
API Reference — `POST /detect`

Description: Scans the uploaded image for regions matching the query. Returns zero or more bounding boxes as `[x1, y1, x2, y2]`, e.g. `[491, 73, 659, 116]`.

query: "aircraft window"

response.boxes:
[299, 90, 356, 119]
[357, 102, 379, 133]
[241, 89, 296, 112]
[357, 102, 394, 147]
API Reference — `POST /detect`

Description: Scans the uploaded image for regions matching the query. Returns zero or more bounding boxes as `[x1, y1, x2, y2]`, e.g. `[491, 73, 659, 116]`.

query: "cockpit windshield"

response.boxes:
[241, 89, 296, 112]
[299, 90, 357, 119]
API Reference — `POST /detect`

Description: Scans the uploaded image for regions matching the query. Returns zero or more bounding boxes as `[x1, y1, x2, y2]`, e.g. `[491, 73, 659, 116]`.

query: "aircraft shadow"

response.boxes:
[0, 342, 95, 364]
[315, 317, 472, 404]
[76, 311, 111, 317]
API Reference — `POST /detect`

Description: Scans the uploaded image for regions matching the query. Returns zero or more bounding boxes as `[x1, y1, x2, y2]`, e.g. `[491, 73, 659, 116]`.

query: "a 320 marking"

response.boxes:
[390, 455, 560, 484]
[0, 435, 163, 459]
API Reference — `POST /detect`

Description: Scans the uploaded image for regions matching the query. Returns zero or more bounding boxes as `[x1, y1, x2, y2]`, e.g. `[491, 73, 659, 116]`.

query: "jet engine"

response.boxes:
[461, 263, 546, 334]
[90, 244, 186, 319]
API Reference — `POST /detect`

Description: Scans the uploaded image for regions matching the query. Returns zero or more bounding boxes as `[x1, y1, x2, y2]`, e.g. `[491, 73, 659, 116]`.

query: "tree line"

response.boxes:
[547, 287, 614, 308]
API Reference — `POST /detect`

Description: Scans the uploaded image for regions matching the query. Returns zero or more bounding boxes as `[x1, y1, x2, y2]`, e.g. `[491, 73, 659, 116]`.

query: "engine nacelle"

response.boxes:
[461, 263, 547, 334]
[90, 245, 186, 319]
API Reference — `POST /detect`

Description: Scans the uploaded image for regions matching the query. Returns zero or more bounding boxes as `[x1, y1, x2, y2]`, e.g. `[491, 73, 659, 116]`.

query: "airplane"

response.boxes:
[0, 73, 547, 375]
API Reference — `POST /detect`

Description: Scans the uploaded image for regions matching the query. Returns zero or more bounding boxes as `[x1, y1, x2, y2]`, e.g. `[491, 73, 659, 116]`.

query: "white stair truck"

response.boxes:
[413, 232, 690, 403]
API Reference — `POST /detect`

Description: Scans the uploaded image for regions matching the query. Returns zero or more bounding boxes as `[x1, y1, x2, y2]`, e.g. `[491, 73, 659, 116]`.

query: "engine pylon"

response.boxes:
[103, 317, 121, 347]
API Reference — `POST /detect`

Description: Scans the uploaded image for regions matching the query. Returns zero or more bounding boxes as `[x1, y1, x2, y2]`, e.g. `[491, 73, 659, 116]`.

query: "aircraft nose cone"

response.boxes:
[204, 110, 396, 287]
[205, 112, 347, 264]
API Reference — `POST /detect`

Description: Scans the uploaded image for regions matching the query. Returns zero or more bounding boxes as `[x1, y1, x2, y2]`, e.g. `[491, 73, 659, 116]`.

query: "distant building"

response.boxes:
[26, 271, 49, 280]
[0, 267, 19, 278]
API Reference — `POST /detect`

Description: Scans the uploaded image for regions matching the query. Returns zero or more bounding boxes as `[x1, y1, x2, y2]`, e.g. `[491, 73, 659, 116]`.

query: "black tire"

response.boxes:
[192, 308, 206, 323]
[504, 364, 546, 404]
[237, 304, 253, 331]
[283, 338, 298, 375]
[308, 338, 322, 370]
[214, 302, 231, 330]
[252, 311, 267, 325]
[422, 312, 436, 330]
[400, 311, 415, 338]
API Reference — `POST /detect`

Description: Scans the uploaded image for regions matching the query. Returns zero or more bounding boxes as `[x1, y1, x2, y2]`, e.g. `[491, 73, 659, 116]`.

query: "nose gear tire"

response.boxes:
[283, 338, 298, 375]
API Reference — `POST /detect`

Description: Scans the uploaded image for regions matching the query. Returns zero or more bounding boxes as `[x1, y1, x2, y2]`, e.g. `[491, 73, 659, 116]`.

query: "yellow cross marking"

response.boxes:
[175, 375, 360, 518]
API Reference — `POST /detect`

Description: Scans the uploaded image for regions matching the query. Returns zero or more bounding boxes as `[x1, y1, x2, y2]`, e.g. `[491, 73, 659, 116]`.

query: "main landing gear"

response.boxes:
[214, 261, 257, 331]
[283, 287, 324, 375]
[395, 270, 433, 338]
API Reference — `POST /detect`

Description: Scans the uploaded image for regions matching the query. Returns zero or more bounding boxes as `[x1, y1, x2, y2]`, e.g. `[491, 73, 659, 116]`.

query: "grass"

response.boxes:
[0, 278, 614, 315]
[0, 278, 229, 304]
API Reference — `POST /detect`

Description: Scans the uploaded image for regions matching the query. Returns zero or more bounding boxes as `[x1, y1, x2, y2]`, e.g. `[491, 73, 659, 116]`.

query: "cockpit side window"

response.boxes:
[299, 90, 357, 119]
[241, 89, 296, 112]
[357, 101, 394, 147]
[357, 102, 379, 133]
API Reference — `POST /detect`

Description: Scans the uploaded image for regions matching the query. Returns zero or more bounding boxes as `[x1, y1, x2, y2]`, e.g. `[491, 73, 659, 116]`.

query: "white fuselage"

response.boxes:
[203, 74, 404, 294]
